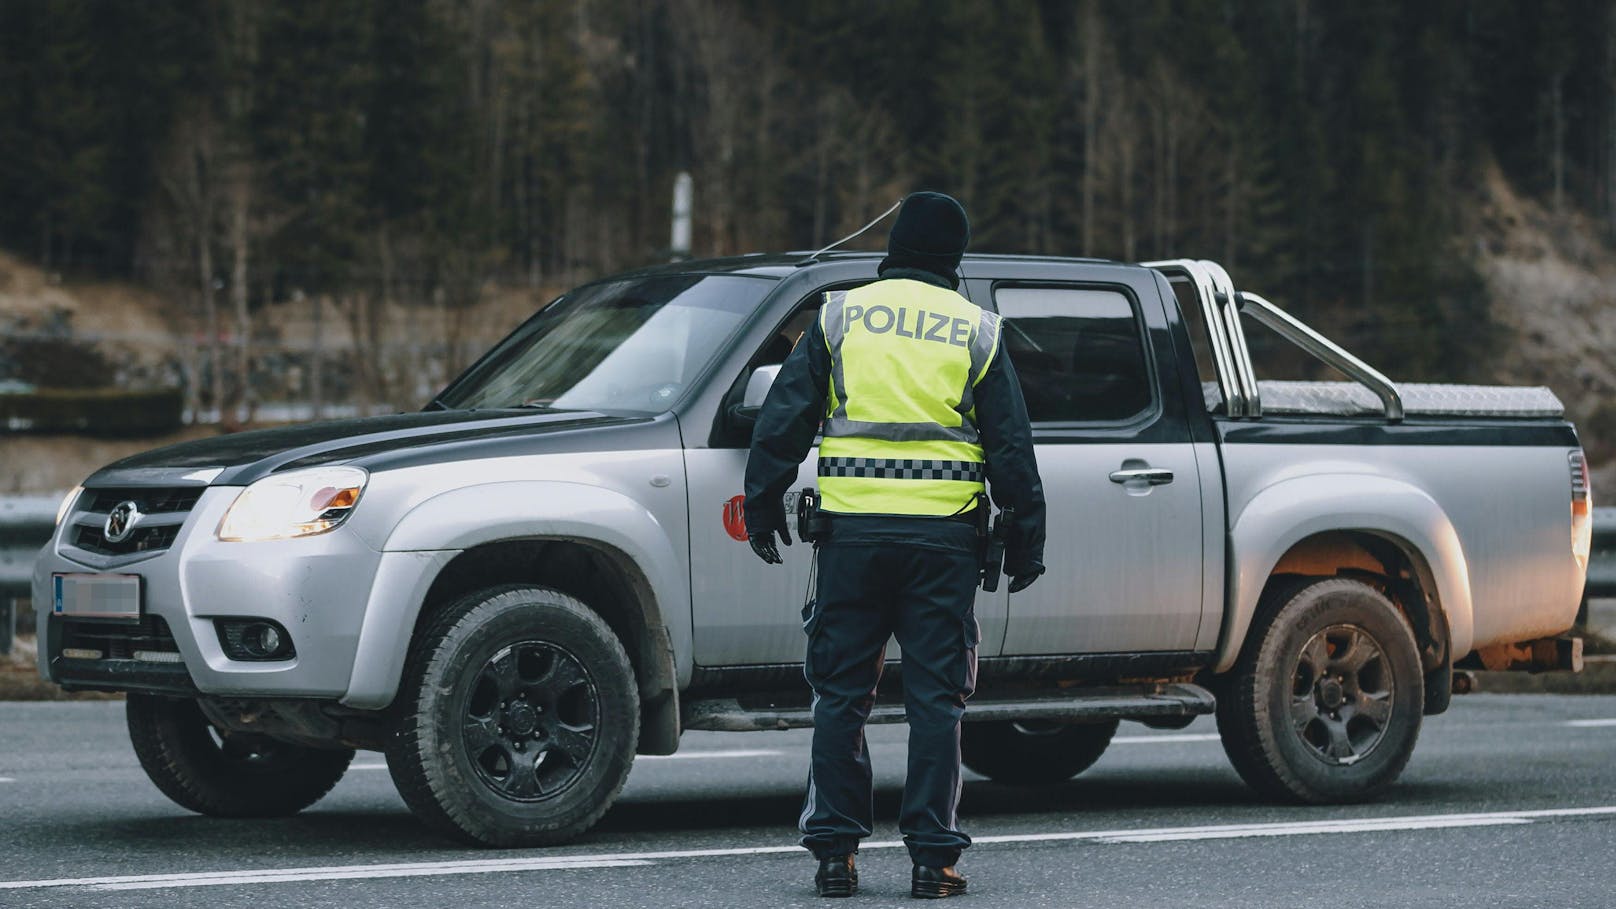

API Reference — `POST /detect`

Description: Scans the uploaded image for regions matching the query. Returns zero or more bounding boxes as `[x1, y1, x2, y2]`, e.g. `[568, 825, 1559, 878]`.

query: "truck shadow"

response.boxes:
[592, 771, 1471, 835]
[32, 773, 1475, 859]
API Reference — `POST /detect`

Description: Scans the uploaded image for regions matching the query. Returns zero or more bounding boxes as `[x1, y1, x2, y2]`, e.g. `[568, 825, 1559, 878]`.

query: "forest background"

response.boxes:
[5, 0, 1616, 486]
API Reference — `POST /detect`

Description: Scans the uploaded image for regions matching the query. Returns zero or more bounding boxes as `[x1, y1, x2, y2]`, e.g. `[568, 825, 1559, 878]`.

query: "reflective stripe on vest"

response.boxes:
[816, 280, 1000, 516]
[818, 457, 987, 483]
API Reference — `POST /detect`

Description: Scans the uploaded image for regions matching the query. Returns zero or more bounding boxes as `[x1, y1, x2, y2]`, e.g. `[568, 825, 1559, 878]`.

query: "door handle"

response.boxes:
[1109, 466, 1174, 486]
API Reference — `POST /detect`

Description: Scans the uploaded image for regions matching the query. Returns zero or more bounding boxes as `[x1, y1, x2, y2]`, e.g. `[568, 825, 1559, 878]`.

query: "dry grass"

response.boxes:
[0, 634, 121, 701]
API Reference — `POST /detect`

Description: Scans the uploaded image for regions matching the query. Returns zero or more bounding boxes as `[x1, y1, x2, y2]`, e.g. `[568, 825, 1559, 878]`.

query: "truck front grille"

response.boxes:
[69, 486, 202, 558]
[82, 487, 204, 514]
[73, 523, 182, 556]
[59, 615, 179, 660]
[52, 615, 195, 694]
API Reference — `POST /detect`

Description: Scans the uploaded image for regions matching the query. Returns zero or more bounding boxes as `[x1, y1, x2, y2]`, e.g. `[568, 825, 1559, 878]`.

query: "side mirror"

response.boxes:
[730, 364, 782, 429]
[742, 364, 782, 410]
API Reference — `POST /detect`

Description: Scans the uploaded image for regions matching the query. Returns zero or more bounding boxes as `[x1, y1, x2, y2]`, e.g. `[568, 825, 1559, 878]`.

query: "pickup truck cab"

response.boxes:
[34, 253, 1589, 846]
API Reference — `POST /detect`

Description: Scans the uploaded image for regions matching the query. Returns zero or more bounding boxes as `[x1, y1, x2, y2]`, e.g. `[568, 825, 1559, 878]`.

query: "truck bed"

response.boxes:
[1203, 381, 1565, 419]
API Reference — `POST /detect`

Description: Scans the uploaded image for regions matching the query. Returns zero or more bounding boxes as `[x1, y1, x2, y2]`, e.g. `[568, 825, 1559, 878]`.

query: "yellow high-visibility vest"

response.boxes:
[817, 278, 1001, 516]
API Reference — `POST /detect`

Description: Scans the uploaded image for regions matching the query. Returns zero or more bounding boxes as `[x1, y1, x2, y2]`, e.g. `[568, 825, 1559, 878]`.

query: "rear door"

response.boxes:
[966, 268, 1207, 655]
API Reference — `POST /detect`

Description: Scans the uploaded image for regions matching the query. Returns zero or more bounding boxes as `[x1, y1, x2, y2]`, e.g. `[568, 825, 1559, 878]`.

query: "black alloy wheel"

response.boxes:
[462, 641, 600, 801]
[388, 585, 639, 847]
[1216, 577, 1423, 803]
[1288, 625, 1393, 765]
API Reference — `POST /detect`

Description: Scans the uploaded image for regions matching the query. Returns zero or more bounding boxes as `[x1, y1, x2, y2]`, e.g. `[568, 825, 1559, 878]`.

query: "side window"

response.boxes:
[993, 286, 1154, 424]
[752, 305, 820, 370]
[744, 281, 872, 372]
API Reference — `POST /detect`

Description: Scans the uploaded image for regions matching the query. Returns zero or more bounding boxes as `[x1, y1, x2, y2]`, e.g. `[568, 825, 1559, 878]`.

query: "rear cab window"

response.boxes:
[992, 286, 1156, 426]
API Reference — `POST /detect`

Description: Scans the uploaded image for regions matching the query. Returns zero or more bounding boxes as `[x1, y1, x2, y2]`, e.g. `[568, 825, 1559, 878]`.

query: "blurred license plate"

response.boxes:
[53, 573, 141, 621]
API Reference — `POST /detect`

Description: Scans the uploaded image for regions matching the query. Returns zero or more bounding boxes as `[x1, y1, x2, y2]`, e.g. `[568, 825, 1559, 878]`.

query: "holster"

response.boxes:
[977, 494, 1011, 592]
[796, 487, 830, 544]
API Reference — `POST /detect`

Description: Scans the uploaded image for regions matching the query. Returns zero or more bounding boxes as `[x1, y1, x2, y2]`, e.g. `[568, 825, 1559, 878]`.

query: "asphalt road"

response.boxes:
[2, 695, 1614, 908]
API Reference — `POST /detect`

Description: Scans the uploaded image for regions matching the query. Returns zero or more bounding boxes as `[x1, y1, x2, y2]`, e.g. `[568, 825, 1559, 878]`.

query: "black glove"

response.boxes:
[746, 498, 793, 565]
[1005, 557, 1045, 593]
[1008, 570, 1043, 593]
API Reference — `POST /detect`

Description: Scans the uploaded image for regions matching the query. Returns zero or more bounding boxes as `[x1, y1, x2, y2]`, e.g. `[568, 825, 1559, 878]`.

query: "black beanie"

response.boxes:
[878, 191, 970, 287]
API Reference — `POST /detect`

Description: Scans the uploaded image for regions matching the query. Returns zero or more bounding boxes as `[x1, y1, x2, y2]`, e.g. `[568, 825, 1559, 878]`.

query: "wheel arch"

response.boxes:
[1217, 474, 1474, 674]
[409, 538, 680, 755]
[343, 481, 687, 755]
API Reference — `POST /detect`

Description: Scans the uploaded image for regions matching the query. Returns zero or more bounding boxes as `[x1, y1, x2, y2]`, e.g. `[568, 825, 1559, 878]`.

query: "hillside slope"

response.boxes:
[1471, 163, 1616, 486]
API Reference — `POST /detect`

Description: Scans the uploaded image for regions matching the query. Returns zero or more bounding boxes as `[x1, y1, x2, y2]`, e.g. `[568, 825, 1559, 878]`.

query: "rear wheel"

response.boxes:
[386, 586, 639, 847]
[961, 719, 1118, 784]
[1216, 577, 1424, 803]
[126, 693, 354, 817]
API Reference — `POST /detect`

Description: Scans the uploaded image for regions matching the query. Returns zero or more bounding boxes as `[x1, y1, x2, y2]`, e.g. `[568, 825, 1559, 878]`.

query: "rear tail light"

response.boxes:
[1571, 449, 1592, 570]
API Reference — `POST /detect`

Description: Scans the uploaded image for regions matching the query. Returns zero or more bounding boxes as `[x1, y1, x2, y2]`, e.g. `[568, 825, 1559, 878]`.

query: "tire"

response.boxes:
[386, 585, 639, 847]
[1216, 577, 1424, 803]
[126, 693, 354, 818]
[961, 719, 1118, 784]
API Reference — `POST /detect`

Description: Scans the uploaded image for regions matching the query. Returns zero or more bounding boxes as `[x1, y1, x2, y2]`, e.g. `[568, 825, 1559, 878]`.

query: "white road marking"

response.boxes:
[348, 749, 783, 772]
[4, 805, 1614, 892]
[968, 806, 1616, 847]
[101, 859, 652, 890]
[1087, 816, 1531, 843]
[1111, 733, 1221, 744]
[1566, 718, 1616, 727]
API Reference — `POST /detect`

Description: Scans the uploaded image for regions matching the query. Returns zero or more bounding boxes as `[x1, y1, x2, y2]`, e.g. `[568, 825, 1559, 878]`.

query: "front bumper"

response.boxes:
[34, 486, 384, 699]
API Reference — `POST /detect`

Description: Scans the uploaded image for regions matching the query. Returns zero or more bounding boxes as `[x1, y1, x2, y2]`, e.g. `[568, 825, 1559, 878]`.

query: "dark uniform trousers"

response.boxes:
[799, 522, 979, 868]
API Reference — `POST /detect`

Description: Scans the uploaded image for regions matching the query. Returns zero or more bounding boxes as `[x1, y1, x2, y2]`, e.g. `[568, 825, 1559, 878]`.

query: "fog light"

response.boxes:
[215, 619, 295, 661]
[245, 623, 282, 658]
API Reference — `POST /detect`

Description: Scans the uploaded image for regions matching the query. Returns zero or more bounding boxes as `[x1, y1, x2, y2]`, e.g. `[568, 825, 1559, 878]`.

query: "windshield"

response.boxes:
[435, 274, 773, 414]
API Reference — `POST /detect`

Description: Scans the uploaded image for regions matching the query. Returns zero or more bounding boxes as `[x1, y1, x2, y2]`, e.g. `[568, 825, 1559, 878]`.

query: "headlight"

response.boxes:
[217, 467, 368, 542]
[55, 485, 84, 527]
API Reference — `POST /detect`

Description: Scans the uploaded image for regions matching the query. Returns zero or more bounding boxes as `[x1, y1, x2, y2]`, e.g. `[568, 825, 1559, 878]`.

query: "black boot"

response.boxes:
[911, 864, 967, 899]
[815, 854, 857, 898]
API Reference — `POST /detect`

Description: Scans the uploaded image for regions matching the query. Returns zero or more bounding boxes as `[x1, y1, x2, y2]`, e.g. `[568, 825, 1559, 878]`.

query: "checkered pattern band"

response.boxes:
[817, 457, 985, 482]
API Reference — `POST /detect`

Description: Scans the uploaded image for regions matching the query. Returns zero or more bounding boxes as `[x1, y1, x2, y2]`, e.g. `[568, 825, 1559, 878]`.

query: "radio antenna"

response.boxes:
[796, 199, 903, 266]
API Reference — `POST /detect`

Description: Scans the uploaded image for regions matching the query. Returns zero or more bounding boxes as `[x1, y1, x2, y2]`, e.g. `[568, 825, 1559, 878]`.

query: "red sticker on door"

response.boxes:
[723, 495, 749, 542]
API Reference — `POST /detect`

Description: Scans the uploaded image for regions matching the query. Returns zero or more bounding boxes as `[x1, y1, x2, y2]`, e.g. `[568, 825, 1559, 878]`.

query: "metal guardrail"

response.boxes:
[1, 496, 55, 655]
[0, 496, 54, 594]
[1586, 508, 1616, 602]
[1, 499, 1615, 653]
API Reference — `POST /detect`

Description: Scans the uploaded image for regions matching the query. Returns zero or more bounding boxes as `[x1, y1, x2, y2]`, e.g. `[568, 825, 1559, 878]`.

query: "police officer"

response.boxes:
[743, 191, 1046, 899]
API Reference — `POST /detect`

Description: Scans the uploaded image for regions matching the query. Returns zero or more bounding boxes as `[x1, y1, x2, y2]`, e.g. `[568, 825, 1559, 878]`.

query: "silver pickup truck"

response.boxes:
[33, 255, 1588, 847]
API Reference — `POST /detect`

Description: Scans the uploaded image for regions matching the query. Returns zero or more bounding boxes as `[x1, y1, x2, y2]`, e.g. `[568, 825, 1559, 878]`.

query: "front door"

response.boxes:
[986, 283, 1207, 655]
[685, 288, 1010, 666]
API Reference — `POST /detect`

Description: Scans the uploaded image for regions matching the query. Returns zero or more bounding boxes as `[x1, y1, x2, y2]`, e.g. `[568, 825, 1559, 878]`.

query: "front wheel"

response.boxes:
[126, 694, 354, 817]
[961, 719, 1118, 784]
[1216, 577, 1424, 803]
[386, 586, 639, 847]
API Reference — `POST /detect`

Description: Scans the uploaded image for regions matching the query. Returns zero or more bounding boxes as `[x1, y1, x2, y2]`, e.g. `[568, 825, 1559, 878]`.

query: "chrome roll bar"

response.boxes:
[1236, 292, 1404, 422]
[1143, 258, 1403, 423]
[1141, 259, 1246, 417]
[1197, 260, 1262, 418]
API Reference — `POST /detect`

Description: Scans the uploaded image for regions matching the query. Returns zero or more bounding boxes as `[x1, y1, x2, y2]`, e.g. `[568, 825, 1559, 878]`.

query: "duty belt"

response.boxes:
[817, 457, 985, 483]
